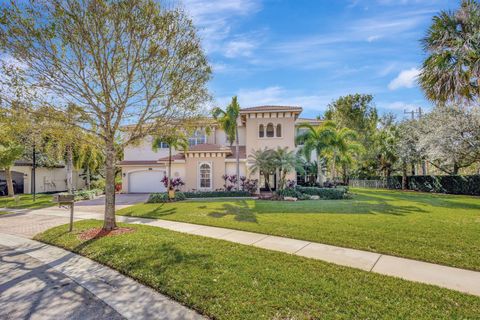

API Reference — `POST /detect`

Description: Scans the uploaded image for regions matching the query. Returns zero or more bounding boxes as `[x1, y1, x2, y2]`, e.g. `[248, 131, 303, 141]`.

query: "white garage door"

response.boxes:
[129, 170, 166, 193]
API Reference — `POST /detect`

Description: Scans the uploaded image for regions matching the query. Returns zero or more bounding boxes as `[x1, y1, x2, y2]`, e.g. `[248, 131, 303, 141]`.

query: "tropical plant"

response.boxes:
[152, 133, 189, 191]
[296, 123, 332, 185]
[248, 148, 275, 192]
[272, 147, 299, 190]
[0, 0, 211, 231]
[212, 96, 241, 190]
[419, 0, 480, 104]
[321, 121, 362, 184]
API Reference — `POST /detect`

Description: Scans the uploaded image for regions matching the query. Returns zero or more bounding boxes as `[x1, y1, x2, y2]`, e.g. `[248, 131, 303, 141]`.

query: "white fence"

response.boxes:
[349, 179, 388, 189]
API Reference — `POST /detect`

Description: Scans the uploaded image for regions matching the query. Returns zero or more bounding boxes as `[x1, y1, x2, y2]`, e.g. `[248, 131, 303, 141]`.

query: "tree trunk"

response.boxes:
[168, 146, 172, 190]
[235, 126, 240, 190]
[453, 163, 459, 175]
[402, 161, 408, 190]
[5, 167, 14, 197]
[331, 152, 336, 185]
[316, 155, 324, 186]
[103, 140, 117, 231]
[66, 144, 74, 194]
[86, 166, 91, 190]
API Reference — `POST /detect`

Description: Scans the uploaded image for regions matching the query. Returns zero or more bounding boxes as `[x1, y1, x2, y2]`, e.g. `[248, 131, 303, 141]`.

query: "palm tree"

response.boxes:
[322, 122, 362, 184]
[248, 148, 275, 192]
[152, 133, 189, 192]
[272, 147, 298, 190]
[212, 96, 241, 190]
[295, 123, 333, 185]
[419, 0, 480, 104]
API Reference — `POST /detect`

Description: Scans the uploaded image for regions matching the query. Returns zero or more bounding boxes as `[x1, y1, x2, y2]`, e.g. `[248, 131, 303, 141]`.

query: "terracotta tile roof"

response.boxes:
[186, 144, 232, 153]
[157, 154, 185, 161]
[240, 105, 302, 112]
[226, 146, 246, 159]
[117, 160, 163, 166]
[296, 118, 323, 125]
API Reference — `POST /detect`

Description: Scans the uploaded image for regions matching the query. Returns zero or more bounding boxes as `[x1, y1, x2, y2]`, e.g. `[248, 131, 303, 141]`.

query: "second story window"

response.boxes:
[156, 141, 169, 149]
[259, 124, 264, 138]
[189, 130, 207, 146]
[276, 124, 282, 137]
[266, 123, 274, 137]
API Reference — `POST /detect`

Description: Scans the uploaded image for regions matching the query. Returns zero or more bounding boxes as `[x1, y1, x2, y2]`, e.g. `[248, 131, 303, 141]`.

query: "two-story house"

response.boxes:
[118, 105, 321, 193]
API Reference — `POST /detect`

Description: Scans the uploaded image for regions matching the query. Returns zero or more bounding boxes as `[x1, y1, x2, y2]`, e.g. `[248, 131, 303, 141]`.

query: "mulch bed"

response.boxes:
[78, 227, 135, 241]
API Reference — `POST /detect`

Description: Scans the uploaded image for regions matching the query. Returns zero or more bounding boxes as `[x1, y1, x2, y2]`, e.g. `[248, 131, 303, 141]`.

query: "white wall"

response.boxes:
[12, 166, 85, 194]
[124, 136, 172, 161]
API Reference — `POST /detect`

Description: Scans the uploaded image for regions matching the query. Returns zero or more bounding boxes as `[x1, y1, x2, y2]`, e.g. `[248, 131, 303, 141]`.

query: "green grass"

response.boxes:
[35, 220, 480, 320]
[117, 188, 480, 271]
[0, 194, 55, 210]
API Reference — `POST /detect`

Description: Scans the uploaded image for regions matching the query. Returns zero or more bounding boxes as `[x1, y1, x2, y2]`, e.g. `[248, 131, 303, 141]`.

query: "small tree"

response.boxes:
[0, 0, 210, 230]
[152, 133, 189, 192]
[248, 148, 275, 192]
[212, 96, 241, 190]
[0, 141, 23, 196]
[272, 147, 298, 191]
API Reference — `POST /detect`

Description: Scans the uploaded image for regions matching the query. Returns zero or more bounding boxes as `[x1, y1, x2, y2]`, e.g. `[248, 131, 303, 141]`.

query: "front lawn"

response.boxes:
[117, 188, 480, 271]
[35, 220, 480, 320]
[0, 193, 55, 210]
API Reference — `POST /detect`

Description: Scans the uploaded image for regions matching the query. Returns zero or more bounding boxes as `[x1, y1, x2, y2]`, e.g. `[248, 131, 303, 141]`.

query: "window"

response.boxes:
[266, 123, 274, 137]
[189, 130, 207, 146]
[259, 124, 264, 138]
[156, 141, 169, 149]
[276, 124, 282, 137]
[199, 163, 212, 189]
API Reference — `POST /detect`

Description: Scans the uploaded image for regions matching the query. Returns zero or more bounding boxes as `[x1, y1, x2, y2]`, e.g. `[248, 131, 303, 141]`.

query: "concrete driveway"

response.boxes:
[73, 194, 149, 213]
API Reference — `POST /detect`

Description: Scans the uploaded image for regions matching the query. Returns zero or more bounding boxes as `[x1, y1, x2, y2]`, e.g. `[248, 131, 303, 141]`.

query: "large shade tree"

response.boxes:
[416, 105, 480, 174]
[212, 96, 241, 190]
[419, 0, 480, 104]
[0, 0, 210, 230]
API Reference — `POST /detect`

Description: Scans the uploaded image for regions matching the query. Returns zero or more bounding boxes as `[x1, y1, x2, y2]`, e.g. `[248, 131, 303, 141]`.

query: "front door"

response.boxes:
[259, 173, 276, 192]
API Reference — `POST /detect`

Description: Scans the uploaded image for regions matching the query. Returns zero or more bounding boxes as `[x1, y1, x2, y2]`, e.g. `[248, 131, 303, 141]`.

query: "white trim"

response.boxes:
[197, 161, 213, 190]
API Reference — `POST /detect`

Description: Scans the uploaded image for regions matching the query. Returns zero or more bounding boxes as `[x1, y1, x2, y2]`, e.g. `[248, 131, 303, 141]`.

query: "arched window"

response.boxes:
[199, 163, 212, 189]
[266, 123, 274, 137]
[259, 124, 264, 138]
[276, 124, 282, 137]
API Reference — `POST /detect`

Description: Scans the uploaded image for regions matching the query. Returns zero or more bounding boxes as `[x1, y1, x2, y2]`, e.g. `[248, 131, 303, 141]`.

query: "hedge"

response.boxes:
[148, 192, 186, 203]
[295, 186, 349, 199]
[372, 175, 480, 196]
[183, 190, 251, 198]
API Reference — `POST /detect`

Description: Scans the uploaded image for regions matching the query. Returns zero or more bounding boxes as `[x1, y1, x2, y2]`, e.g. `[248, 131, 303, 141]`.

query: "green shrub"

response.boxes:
[73, 189, 103, 201]
[147, 192, 186, 203]
[295, 186, 348, 199]
[276, 188, 303, 198]
[90, 178, 105, 190]
[183, 190, 251, 198]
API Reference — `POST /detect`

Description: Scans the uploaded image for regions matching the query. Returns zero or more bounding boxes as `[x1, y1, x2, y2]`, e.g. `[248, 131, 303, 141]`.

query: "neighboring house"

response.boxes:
[118, 106, 321, 193]
[0, 160, 85, 195]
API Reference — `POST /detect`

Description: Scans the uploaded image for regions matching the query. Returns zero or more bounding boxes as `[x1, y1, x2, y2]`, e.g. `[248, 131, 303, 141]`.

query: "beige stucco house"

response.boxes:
[118, 106, 321, 193]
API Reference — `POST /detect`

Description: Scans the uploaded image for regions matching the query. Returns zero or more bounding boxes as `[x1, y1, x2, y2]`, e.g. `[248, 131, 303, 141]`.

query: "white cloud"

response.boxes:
[388, 67, 419, 90]
[366, 35, 382, 42]
[224, 38, 257, 58]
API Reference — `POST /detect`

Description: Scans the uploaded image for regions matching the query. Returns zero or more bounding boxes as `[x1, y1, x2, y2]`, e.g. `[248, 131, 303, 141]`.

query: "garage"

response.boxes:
[128, 170, 166, 193]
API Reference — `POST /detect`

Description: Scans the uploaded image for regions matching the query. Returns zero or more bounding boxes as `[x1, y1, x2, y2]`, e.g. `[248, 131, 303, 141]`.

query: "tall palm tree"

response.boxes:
[295, 123, 333, 185]
[248, 148, 275, 192]
[419, 0, 480, 104]
[152, 133, 189, 191]
[272, 147, 298, 190]
[322, 122, 362, 184]
[212, 96, 241, 190]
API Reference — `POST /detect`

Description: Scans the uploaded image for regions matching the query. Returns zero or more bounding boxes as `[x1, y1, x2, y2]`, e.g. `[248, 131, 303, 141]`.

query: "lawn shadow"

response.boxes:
[122, 203, 177, 218]
[208, 200, 257, 223]
[354, 189, 480, 212]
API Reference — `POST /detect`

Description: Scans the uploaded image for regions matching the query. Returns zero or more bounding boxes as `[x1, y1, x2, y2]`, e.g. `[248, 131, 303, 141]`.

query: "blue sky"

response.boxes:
[182, 0, 458, 119]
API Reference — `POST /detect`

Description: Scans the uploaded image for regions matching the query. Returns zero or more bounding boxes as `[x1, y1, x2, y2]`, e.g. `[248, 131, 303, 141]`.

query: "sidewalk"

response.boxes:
[0, 232, 204, 320]
[6, 207, 480, 297]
